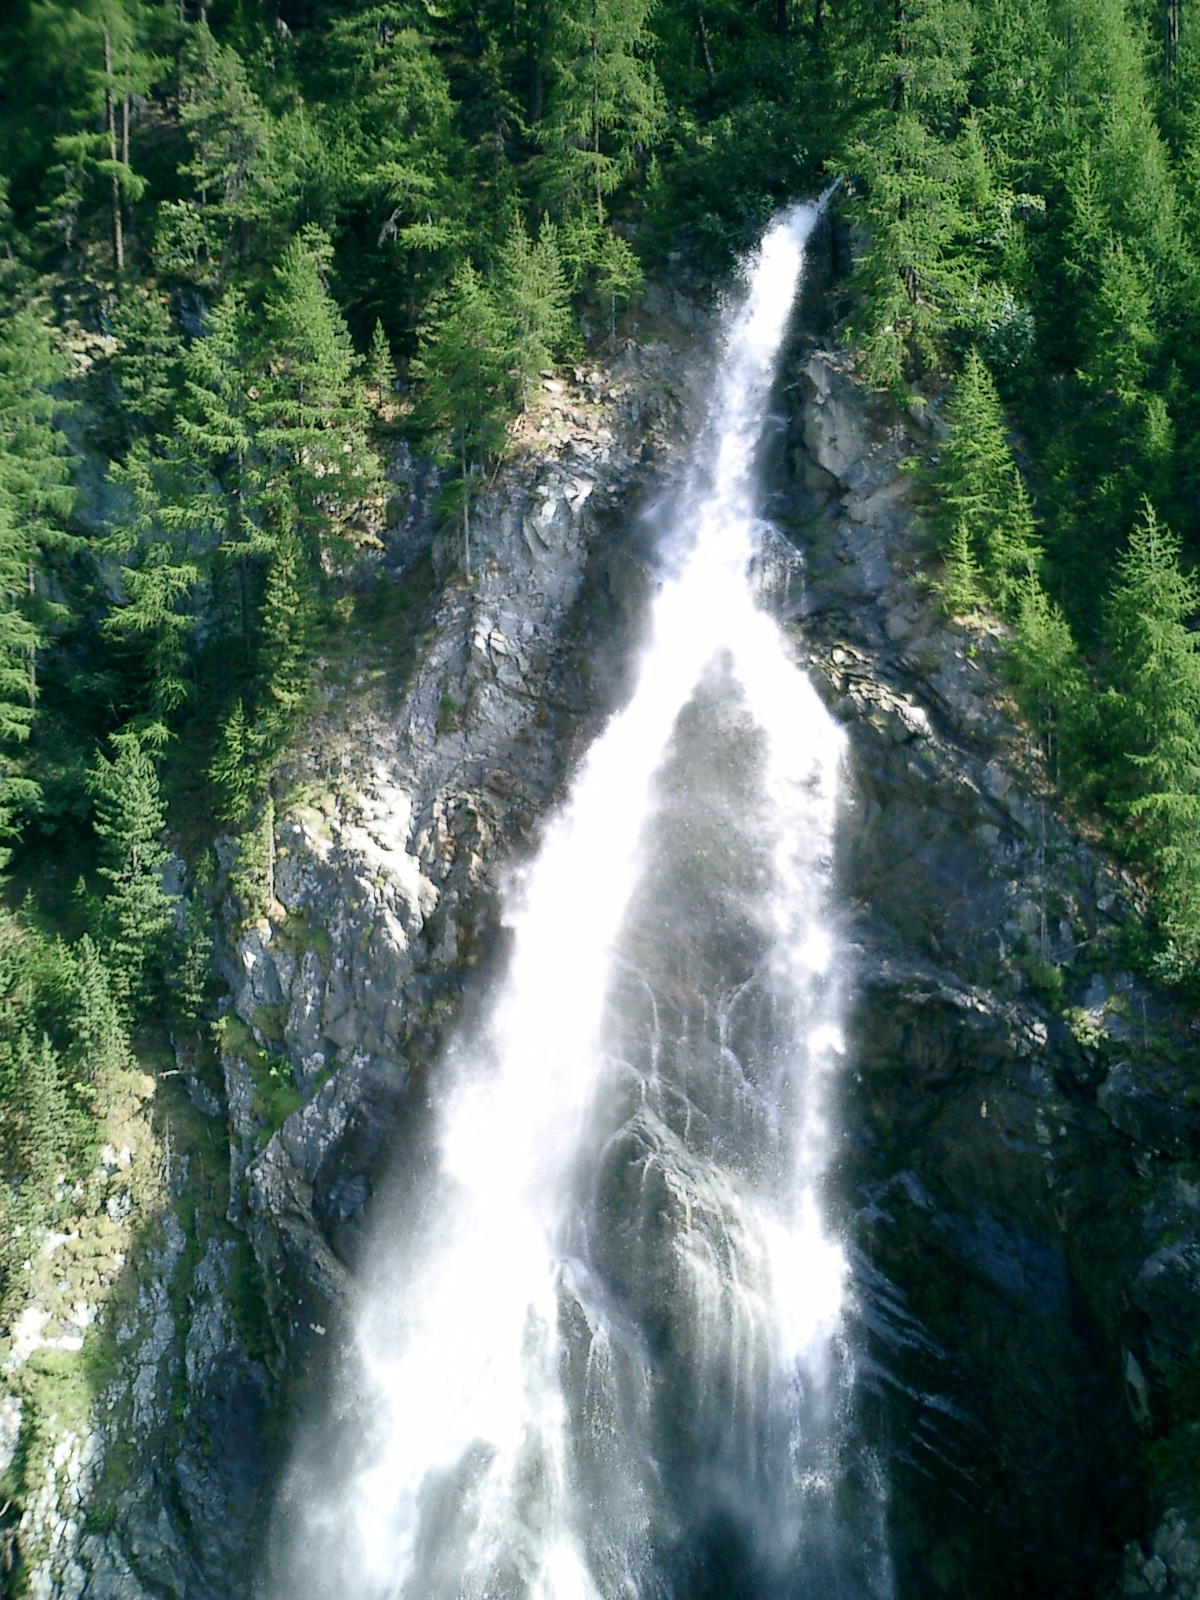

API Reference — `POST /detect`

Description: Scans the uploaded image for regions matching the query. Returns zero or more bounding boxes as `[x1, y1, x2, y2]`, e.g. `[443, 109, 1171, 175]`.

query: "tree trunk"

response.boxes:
[592, 0, 602, 225]
[1165, 0, 1181, 74]
[812, 0, 826, 42]
[104, 30, 124, 274]
[777, 0, 789, 36]
[697, 6, 715, 84]
[892, 0, 906, 111]
[266, 805, 276, 907]
[27, 559, 35, 709]
[461, 442, 472, 580]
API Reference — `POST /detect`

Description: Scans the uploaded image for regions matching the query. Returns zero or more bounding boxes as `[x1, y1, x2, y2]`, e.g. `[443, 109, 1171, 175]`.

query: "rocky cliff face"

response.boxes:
[11, 232, 1200, 1600]
[775, 324, 1200, 1600]
[10, 324, 700, 1600]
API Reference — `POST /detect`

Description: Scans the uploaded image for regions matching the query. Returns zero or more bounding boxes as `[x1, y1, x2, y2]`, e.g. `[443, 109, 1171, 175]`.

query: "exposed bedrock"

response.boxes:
[61, 238, 1200, 1600]
[778, 332, 1200, 1600]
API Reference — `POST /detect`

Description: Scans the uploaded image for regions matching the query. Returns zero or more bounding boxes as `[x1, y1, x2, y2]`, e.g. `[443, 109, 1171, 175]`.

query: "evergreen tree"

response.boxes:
[157, 19, 285, 285]
[22, 1035, 72, 1199]
[88, 729, 177, 1012]
[0, 486, 40, 871]
[209, 698, 262, 828]
[495, 216, 575, 397]
[1008, 573, 1092, 792]
[256, 532, 313, 740]
[111, 288, 183, 434]
[70, 933, 132, 1105]
[934, 348, 1040, 608]
[591, 223, 644, 339]
[938, 518, 986, 614]
[169, 287, 263, 652]
[172, 863, 215, 1024]
[540, 0, 666, 222]
[840, 0, 978, 386]
[414, 262, 512, 576]
[30, 0, 166, 273]
[0, 308, 76, 840]
[1103, 499, 1200, 961]
[321, 6, 460, 298]
[367, 318, 397, 398]
[252, 231, 381, 558]
[104, 441, 199, 741]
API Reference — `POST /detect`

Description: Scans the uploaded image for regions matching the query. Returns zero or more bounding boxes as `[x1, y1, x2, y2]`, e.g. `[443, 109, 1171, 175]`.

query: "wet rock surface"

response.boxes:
[42, 238, 1200, 1599]
[60, 329, 702, 1600]
[775, 333, 1200, 1598]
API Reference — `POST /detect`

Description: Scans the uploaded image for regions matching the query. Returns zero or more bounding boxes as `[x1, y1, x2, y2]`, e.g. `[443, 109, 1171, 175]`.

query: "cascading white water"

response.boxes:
[271, 202, 885, 1600]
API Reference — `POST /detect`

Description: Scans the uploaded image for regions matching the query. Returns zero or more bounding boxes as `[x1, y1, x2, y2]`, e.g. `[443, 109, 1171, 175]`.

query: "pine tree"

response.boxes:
[173, 874, 215, 1024]
[22, 1035, 72, 1200]
[229, 794, 275, 923]
[322, 6, 460, 283]
[88, 729, 177, 1012]
[209, 698, 262, 828]
[938, 518, 985, 614]
[70, 933, 132, 1107]
[170, 287, 263, 653]
[31, 0, 166, 273]
[0, 485, 40, 872]
[256, 532, 313, 740]
[540, 0, 666, 222]
[104, 441, 198, 742]
[0, 309, 76, 843]
[1103, 499, 1200, 961]
[367, 318, 397, 397]
[413, 262, 512, 576]
[252, 231, 381, 557]
[1008, 573, 1092, 792]
[111, 288, 182, 434]
[840, 0, 978, 387]
[935, 348, 1040, 608]
[173, 287, 256, 542]
[495, 216, 575, 397]
[591, 224, 643, 341]
[159, 20, 276, 284]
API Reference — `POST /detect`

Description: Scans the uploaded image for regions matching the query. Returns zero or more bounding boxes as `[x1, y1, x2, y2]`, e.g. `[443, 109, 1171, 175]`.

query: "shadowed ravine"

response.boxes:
[267, 203, 891, 1600]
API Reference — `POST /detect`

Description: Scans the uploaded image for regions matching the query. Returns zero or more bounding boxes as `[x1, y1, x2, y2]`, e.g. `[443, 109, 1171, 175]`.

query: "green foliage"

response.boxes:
[1102, 500, 1200, 962]
[111, 289, 182, 433]
[938, 520, 985, 615]
[87, 729, 177, 1012]
[1007, 573, 1092, 790]
[157, 21, 277, 285]
[415, 262, 511, 465]
[495, 217, 576, 396]
[257, 533, 314, 738]
[934, 349, 1040, 610]
[174, 894, 215, 1024]
[366, 319, 396, 397]
[0, 912, 130, 1224]
[209, 699, 264, 829]
[228, 797, 274, 924]
[540, 0, 666, 222]
[29, 0, 168, 271]
[0, 309, 75, 862]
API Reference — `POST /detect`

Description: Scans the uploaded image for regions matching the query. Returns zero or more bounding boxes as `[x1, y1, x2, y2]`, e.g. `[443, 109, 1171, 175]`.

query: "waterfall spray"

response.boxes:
[270, 199, 885, 1600]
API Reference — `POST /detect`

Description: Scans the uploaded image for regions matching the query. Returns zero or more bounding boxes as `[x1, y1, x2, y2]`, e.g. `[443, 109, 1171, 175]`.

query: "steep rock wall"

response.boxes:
[24, 237, 1200, 1600]
[61, 333, 702, 1600]
[777, 332, 1200, 1600]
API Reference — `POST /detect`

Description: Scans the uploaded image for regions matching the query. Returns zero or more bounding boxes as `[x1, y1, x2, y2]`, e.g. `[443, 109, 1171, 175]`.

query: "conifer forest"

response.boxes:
[5, 0, 1200, 1595]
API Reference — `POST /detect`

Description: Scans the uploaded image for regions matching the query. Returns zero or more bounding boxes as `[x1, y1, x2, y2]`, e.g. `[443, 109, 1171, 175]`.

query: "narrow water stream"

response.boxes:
[270, 204, 888, 1600]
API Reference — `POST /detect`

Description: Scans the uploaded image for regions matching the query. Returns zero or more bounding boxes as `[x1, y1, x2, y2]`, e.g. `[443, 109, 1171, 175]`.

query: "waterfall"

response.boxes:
[270, 202, 887, 1600]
